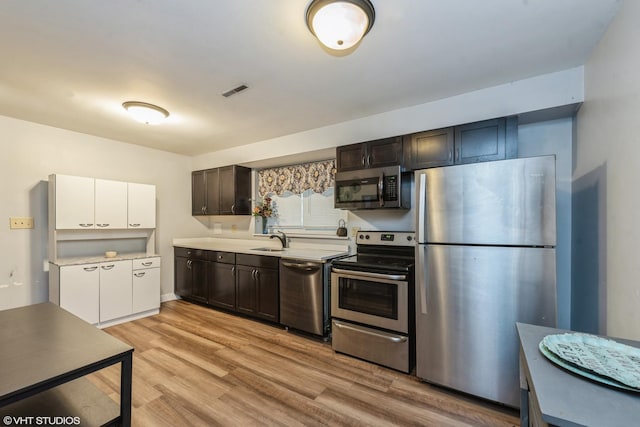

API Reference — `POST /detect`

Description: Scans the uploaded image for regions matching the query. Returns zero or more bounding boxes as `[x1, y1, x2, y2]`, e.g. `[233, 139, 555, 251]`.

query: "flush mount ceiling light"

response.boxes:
[122, 101, 169, 125]
[306, 0, 375, 51]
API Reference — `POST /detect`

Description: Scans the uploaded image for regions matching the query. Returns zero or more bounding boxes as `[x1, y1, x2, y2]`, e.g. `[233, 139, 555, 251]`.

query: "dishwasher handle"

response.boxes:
[281, 260, 321, 271]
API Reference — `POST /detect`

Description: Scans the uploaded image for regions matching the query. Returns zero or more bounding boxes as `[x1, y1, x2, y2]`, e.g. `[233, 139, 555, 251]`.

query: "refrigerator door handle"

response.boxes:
[417, 172, 427, 243]
[417, 245, 428, 314]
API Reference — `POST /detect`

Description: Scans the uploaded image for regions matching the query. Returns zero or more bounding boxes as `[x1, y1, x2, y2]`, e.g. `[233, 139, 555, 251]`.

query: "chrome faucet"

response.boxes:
[270, 230, 288, 248]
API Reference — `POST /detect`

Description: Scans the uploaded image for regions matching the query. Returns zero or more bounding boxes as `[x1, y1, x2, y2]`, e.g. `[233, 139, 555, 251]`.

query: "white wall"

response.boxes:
[518, 118, 573, 329]
[192, 68, 584, 170]
[0, 116, 203, 309]
[575, 0, 640, 340]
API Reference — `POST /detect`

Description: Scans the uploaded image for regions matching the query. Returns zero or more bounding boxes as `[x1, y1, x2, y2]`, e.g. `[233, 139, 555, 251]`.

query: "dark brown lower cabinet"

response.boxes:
[236, 265, 257, 315]
[174, 247, 279, 323]
[174, 255, 191, 298]
[208, 259, 236, 311]
[235, 254, 279, 322]
[174, 248, 208, 304]
[207, 251, 236, 310]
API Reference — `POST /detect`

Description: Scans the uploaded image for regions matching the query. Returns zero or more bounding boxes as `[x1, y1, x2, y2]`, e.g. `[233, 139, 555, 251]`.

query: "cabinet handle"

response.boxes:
[449, 150, 452, 162]
[367, 155, 371, 166]
[455, 148, 460, 162]
[134, 272, 146, 278]
[254, 270, 259, 280]
[231, 204, 235, 214]
[96, 223, 109, 227]
[79, 223, 93, 227]
[129, 223, 141, 227]
[361, 156, 366, 167]
[202, 206, 206, 214]
[187, 260, 192, 269]
[142, 261, 153, 266]
[101, 264, 115, 270]
[231, 266, 235, 276]
[83, 266, 98, 272]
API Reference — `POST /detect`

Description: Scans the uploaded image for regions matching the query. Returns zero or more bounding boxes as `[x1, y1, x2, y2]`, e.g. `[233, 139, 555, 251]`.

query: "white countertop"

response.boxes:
[50, 252, 160, 266]
[172, 237, 350, 262]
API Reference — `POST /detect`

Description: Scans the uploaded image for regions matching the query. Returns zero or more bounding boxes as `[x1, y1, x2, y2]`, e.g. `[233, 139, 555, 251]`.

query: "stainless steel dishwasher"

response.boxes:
[279, 259, 331, 337]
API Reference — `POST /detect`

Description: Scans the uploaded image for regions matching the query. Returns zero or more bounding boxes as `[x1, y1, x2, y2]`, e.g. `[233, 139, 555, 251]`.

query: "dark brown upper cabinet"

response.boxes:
[403, 127, 455, 170]
[192, 165, 251, 216]
[403, 116, 518, 170]
[192, 168, 220, 215]
[336, 136, 403, 172]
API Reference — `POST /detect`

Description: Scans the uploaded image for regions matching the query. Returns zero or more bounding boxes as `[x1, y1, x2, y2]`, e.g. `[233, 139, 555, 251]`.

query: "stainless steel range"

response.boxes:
[330, 231, 415, 373]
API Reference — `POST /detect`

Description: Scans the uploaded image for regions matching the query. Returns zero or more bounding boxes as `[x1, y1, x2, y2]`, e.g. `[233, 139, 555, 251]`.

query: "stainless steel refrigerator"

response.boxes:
[415, 155, 557, 408]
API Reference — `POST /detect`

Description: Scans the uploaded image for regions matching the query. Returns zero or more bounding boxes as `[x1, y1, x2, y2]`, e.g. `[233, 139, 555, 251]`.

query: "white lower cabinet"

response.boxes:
[132, 257, 161, 313]
[99, 260, 133, 322]
[59, 264, 100, 324]
[51, 256, 160, 327]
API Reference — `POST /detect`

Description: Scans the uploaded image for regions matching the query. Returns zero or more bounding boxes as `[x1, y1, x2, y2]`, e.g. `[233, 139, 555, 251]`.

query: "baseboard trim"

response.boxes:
[161, 293, 179, 303]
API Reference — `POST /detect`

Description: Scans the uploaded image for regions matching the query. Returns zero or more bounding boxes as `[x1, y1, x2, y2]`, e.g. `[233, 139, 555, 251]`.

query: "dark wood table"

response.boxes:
[517, 322, 640, 427]
[0, 303, 133, 426]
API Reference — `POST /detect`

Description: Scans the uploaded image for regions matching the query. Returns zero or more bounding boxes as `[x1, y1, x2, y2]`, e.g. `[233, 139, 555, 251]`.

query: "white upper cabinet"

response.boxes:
[50, 174, 156, 231]
[127, 182, 156, 228]
[54, 175, 95, 230]
[95, 179, 128, 229]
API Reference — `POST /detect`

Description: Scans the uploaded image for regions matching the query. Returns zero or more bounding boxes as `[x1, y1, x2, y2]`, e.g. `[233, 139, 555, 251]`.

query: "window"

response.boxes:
[265, 188, 345, 230]
[257, 160, 346, 232]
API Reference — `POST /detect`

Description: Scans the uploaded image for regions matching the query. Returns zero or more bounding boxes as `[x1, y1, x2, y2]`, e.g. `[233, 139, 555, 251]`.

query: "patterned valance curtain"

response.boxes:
[258, 160, 336, 196]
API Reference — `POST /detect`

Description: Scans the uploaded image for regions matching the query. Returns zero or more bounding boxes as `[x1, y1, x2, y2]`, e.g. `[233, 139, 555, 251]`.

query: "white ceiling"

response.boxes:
[0, 0, 621, 156]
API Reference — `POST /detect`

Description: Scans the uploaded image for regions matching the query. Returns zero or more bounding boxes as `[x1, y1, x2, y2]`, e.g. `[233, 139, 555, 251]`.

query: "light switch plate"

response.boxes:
[10, 217, 34, 229]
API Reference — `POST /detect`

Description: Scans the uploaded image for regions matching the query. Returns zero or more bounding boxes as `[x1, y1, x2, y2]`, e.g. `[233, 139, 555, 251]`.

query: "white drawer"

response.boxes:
[133, 257, 161, 270]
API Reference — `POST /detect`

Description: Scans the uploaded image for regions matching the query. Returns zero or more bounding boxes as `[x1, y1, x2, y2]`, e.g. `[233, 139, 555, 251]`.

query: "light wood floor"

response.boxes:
[87, 300, 519, 426]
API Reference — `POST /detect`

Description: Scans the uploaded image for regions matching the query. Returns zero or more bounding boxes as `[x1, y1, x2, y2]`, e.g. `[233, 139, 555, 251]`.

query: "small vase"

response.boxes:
[256, 216, 268, 234]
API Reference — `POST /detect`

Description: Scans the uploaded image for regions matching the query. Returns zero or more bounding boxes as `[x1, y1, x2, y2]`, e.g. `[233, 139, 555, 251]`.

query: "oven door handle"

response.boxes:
[332, 268, 406, 281]
[333, 320, 408, 343]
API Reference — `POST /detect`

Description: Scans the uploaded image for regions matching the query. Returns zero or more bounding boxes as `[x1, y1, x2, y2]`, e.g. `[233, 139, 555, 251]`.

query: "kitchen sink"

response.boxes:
[251, 247, 285, 252]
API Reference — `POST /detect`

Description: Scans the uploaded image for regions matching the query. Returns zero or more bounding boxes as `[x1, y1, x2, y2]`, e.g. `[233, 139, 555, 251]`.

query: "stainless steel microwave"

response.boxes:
[334, 166, 410, 209]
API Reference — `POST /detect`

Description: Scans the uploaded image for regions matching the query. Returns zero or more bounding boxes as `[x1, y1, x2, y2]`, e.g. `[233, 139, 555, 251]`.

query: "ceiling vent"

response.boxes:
[222, 84, 248, 98]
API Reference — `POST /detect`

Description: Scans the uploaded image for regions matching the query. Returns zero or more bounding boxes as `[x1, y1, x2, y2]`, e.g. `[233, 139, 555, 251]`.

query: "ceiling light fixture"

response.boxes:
[122, 101, 169, 125]
[305, 0, 375, 51]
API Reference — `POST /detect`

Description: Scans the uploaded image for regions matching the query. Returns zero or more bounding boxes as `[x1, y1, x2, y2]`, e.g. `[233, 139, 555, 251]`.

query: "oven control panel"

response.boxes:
[356, 231, 415, 246]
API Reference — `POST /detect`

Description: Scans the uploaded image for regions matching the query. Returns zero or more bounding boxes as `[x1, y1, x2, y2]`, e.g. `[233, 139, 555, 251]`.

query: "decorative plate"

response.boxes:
[538, 342, 639, 392]
[541, 333, 640, 390]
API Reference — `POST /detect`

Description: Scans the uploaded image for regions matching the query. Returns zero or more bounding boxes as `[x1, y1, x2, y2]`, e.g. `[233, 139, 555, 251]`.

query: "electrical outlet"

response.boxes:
[10, 217, 34, 229]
